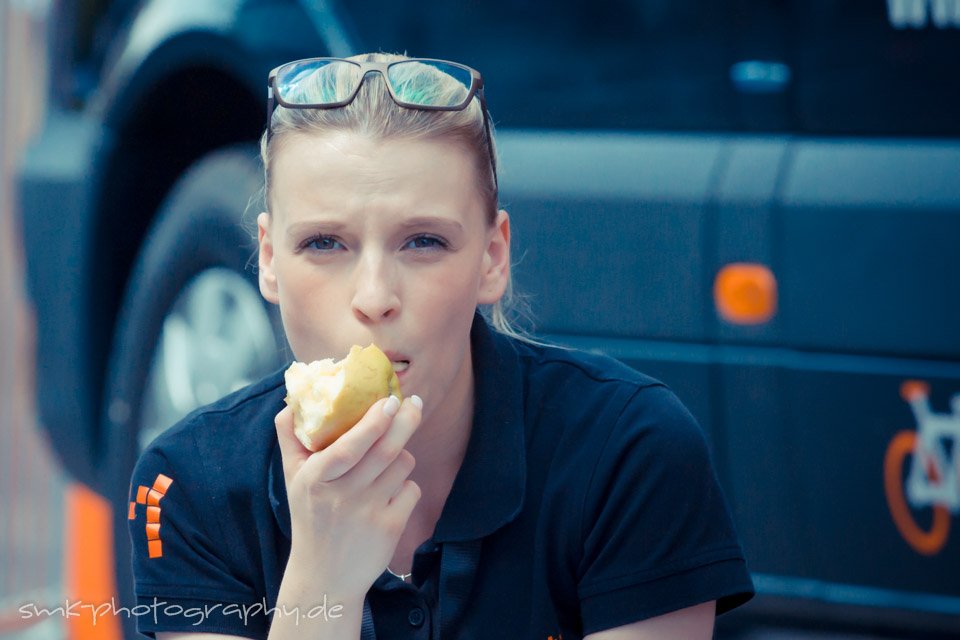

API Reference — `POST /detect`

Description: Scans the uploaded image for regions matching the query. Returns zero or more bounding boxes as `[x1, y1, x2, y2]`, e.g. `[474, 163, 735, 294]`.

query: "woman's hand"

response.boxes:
[274, 394, 422, 600]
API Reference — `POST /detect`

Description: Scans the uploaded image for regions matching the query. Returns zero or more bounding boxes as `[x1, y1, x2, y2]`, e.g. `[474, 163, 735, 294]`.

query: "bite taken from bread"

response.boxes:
[284, 344, 403, 451]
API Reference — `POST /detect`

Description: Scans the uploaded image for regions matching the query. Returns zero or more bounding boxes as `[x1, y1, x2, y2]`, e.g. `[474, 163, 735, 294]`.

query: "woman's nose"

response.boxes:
[351, 254, 400, 322]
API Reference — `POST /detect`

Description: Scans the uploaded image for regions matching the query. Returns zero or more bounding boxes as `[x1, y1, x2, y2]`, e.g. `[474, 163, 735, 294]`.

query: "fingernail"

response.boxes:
[410, 395, 423, 410]
[383, 395, 401, 417]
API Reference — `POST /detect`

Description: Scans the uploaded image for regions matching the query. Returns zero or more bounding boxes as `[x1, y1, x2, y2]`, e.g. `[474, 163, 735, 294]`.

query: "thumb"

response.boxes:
[274, 405, 310, 486]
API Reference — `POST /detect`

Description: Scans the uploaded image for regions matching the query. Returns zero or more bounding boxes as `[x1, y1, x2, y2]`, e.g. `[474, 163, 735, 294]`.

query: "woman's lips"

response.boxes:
[383, 350, 410, 381]
[393, 362, 410, 390]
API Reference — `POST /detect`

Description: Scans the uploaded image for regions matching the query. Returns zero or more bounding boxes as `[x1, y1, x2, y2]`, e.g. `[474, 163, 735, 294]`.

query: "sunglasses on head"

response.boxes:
[266, 57, 498, 194]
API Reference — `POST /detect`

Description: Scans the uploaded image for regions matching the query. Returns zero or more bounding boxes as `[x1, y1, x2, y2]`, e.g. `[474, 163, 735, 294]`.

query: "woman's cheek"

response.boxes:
[427, 257, 482, 291]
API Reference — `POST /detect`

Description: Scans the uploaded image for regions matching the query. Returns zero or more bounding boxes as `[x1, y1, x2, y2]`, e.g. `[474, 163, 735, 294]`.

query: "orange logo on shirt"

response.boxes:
[128, 473, 173, 558]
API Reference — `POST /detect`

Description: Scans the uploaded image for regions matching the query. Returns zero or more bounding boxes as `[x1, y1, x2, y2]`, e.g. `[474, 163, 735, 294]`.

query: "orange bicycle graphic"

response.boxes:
[884, 380, 958, 556]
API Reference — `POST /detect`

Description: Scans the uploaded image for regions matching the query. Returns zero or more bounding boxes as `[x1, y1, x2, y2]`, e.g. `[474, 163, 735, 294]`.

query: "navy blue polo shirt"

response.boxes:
[128, 311, 753, 639]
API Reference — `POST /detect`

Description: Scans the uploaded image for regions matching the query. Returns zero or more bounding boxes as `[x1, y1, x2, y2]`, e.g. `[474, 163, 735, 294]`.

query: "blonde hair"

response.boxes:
[260, 51, 542, 344]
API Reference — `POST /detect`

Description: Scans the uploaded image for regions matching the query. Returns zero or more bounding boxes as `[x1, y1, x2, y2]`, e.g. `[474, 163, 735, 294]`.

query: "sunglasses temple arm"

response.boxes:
[266, 88, 275, 142]
[479, 94, 498, 195]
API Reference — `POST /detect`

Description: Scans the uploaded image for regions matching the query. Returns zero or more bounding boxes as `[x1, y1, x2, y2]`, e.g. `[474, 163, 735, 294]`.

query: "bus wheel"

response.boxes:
[100, 146, 286, 636]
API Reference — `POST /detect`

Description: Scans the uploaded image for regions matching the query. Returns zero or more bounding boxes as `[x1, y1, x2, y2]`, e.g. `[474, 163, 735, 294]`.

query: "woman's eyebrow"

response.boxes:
[285, 220, 347, 242]
[396, 216, 464, 233]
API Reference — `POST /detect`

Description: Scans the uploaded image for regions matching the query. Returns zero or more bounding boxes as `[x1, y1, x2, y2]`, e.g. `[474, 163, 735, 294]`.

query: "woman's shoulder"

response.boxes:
[133, 364, 289, 486]
[511, 336, 702, 446]
[126, 367, 290, 615]
[514, 337, 664, 394]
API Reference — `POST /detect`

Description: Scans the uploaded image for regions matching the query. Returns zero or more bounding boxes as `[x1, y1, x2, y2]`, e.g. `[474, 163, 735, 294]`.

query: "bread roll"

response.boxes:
[284, 344, 402, 451]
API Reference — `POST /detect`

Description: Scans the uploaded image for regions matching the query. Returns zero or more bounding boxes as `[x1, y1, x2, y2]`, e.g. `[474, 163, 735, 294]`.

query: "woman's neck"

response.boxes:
[404, 346, 475, 511]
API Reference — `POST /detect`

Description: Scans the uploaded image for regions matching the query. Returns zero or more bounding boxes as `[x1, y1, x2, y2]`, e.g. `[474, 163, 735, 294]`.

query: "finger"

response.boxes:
[274, 406, 310, 485]
[342, 396, 422, 488]
[306, 395, 399, 482]
[369, 449, 416, 502]
[385, 479, 422, 525]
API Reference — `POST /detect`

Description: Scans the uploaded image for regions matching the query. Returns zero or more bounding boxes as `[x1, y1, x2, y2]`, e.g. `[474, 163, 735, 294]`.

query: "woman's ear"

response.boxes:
[478, 209, 511, 304]
[257, 212, 280, 304]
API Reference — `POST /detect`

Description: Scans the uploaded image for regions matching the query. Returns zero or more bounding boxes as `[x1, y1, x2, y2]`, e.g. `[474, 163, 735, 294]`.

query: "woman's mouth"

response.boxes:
[383, 350, 410, 380]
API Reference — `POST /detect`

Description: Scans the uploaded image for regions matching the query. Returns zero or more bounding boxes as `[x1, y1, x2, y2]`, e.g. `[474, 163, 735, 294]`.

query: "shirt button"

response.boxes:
[407, 607, 425, 628]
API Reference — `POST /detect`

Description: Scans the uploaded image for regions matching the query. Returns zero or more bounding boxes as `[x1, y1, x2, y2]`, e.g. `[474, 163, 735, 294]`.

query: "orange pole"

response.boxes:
[63, 483, 122, 640]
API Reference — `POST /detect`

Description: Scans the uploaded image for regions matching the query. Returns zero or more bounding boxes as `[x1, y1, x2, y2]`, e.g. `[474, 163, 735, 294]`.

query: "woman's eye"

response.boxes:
[404, 235, 448, 251]
[304, 235, 344, 252]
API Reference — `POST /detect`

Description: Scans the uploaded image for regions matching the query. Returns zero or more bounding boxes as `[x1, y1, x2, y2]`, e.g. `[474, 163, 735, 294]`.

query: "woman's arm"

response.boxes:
[263, 558, 365, 639]
[583, 600, 715, 640]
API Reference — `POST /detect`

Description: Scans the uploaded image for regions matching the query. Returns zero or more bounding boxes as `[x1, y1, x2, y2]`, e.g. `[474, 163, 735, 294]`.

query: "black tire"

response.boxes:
[101, 146, 287, 637]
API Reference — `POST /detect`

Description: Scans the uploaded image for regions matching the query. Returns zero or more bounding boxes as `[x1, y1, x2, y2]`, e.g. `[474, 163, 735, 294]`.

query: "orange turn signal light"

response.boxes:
[900, 380, 929, 402]
[714, 263, 777, 325]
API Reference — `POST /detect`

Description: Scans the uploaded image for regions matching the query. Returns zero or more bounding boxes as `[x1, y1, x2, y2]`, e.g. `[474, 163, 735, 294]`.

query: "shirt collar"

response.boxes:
[270, 310, 527, 543]
[433, 310, 527, 541]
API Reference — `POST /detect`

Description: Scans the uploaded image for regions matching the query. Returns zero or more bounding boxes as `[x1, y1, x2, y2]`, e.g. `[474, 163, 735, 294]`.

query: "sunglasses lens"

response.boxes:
[386, 60, 473, 108]
[275, 59, 362, 105]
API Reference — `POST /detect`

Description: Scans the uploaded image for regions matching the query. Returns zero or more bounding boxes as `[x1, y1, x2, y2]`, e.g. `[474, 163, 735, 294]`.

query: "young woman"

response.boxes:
[128, 52, 754, 640]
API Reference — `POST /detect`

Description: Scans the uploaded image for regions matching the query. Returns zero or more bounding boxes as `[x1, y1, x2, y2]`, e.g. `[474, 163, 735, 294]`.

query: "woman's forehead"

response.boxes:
[269, 131, 485, 223]
[274, 130, 472, 174]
